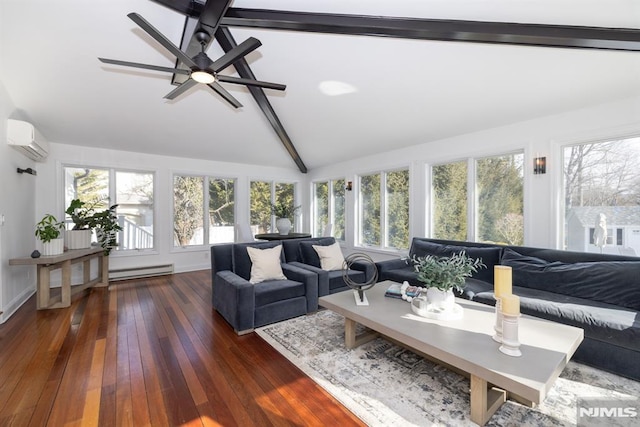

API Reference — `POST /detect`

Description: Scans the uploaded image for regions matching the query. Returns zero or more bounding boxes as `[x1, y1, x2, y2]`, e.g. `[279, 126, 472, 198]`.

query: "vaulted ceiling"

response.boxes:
[2, 0, 640, 172]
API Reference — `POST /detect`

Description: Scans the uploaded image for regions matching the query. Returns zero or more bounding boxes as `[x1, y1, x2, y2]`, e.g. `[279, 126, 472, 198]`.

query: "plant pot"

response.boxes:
[66, 229, 92, 249]
[275, 218, 291, 235]
[42, 238, 64, 256]
[426, 288, 456, 311]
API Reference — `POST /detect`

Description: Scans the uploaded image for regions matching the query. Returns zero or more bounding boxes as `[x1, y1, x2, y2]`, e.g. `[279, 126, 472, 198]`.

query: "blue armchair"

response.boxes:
[211, 241, 318, 334]
[282, 237, 377, 296]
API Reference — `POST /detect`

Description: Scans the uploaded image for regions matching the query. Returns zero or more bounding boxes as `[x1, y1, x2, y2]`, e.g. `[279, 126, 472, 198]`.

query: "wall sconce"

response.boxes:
[533, 157, 546, 175]
[17, 167, 37, 176]
[345, 181, 353, 191]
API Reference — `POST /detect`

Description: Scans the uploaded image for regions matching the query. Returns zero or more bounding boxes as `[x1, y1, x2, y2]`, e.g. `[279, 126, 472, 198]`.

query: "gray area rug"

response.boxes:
[256, 310, 640, 426]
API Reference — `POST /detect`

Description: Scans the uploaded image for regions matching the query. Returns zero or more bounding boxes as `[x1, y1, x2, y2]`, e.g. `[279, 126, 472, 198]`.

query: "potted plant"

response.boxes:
[35, 214, 65, 256]
[65, 198, 99, 249]
[92, 203, 122, 255]
[270, 202, 301, 235]
[409, 251, 485, 311]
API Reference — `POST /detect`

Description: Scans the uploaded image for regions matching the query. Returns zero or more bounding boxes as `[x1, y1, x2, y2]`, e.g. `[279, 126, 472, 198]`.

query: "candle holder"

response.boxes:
[492, 295, 502, 343]
[499, 313, 522, 357]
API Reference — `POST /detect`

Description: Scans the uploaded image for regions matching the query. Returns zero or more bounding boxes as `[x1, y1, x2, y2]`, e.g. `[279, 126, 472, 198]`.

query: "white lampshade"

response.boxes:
[191, 70, 215, 84]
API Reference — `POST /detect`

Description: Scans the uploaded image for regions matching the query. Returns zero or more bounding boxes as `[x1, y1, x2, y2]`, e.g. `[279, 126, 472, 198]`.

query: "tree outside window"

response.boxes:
[359, 170, 409, 250]
[432, 162, 467, 241]
[431, 152, 523, 245]
[477, 153, 524, 245]
[250, 180, 297, 234]
[173, 176, 204, 246]
[563, 137, 640, 254]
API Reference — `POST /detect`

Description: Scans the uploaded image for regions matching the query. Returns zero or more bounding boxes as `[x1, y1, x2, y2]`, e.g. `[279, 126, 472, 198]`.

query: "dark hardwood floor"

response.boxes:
[0, 271, 365, 426]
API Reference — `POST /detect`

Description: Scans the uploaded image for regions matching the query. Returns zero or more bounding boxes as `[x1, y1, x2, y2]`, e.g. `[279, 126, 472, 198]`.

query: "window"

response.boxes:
[358, 169, 409, 250]
[173, 175, 236, 247]
[209, 178, 235, 244]
[250, 180, 298, 234]
[563, 136, 640, 254]
[431, 152, 524, 245]
[476, 153, 524, 245]
[312, 179, 345, 240]
[432, 161, 467, 241]
[116, 171, 154, 250]
[64, 166, 155, 252]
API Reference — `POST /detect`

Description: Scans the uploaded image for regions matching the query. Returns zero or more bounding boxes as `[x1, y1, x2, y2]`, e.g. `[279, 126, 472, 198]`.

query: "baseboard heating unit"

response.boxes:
[109, 264, 174, 281]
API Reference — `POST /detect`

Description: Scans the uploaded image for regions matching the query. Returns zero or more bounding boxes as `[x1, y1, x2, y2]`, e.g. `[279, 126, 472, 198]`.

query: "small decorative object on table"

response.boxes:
[499, 294, 522, 357]
[270, 202, 301, 235]
[408, 251, 485, 320]
[493, 265, 513, 343]
[342, 253, 378, 305]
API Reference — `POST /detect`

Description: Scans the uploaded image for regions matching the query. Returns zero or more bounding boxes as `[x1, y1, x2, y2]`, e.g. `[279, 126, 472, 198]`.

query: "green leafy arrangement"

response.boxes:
[270, 202, 301, 219]
[65, 198, 122, 255]
[409, 251, 486, 293]
[35, 214, 65, 243]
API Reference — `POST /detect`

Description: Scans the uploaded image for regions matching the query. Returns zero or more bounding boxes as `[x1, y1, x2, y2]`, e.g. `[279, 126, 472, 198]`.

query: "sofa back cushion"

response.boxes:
[501, 248, 640, 311]
[299, 237, 336, 268]
[282, 237, 330, 263]
[233, 241, 284, 281]
[410, 239, 501, 283]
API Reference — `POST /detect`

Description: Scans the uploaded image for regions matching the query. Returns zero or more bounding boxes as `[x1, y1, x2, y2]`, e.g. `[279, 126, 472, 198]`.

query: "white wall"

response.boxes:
[35, 143, 305, 275]
[306, 95, 640, 260]
[0, 78, 39, 323]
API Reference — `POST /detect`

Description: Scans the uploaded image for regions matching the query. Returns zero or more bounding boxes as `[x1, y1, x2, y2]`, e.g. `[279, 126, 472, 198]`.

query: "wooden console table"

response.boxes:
[9, 247, 108, 309]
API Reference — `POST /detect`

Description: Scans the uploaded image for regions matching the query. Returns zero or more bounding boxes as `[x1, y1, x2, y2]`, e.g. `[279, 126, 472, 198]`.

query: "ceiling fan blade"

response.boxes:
[163, 78, 198, 100]
[99, 58, 191, 75]
[207, 82, 242, 108]
[127, 12, 197, 69]
[210, 37, 261, 73]
[217, 75, 286, 91]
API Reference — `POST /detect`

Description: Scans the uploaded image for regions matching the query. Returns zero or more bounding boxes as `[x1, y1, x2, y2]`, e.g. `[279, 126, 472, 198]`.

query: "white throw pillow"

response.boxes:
[247, 245, 287, 284]
[313, 242, 345, 271]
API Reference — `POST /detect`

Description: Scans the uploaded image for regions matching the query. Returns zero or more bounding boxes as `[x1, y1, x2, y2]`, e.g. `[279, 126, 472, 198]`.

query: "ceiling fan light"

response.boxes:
[191, 70, 215, 84]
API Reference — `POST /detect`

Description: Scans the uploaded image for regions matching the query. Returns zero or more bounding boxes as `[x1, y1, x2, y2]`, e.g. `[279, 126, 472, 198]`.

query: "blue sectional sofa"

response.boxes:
[376, 237, 640, 381]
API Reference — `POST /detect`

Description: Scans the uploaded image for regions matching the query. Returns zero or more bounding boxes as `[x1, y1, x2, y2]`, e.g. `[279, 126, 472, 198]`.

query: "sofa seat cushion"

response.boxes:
[472, 286, 640, 352]
[411, 240, 501, 283]
[328, 269, 364, 291]
[253, 279, 305, 307]
[501, 248, 640, 311]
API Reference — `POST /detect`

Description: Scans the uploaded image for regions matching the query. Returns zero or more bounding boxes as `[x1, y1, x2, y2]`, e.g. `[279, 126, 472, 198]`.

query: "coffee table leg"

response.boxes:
[470, 374, 506, 426]
[344, 318, 378, 349]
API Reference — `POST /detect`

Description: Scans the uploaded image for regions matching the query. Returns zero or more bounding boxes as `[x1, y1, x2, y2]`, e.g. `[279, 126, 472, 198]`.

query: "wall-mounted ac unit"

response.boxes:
[7, 119, 49, 161]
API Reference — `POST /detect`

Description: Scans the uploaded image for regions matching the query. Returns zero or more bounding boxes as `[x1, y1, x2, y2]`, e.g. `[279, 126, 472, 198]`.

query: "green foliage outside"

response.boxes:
[332, 179, 346, 240]
[477, 154, 524, 245]
[360, 174, 381, 246]
[250, 181, 295, 233]
[386, 170, 410, 250]
[433, 162, 467, 241]
[432, 154, 524, 245]
[314, 182, 329, 235]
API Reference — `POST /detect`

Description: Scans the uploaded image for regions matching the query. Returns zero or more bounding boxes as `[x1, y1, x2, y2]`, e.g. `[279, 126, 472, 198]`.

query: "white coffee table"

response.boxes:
[318, 281, 584, 426]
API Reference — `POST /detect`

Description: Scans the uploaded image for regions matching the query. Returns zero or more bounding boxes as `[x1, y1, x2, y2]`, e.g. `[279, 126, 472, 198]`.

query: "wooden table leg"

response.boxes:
[36, 265, 50, 310]
[470, 374, 506, 426]
[344, 318, 378, 349]
[60, 259, 72, 307]
[96, 254, 109, 287]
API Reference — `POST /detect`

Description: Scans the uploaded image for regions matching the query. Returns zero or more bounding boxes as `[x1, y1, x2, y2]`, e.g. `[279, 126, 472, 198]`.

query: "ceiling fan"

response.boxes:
[99, 13, 286, 108]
